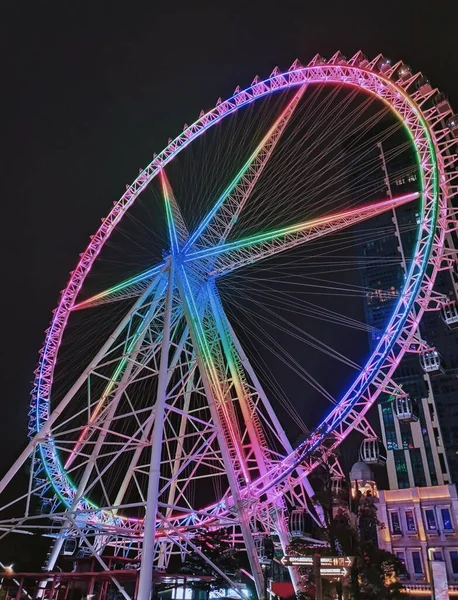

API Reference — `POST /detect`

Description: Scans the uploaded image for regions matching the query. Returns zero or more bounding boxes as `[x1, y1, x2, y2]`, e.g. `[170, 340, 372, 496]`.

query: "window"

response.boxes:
[395, 550, 406, 568]
[433, 550, 443, 561]
[439, 453, 448, 474]
[394, 450, 410, 488]
[441, 508, 454, 532]
[433, 427, 440, 443]
[400, 425, 414, 450]
[390, 511, 402, 534]
[450, 551, 458, 575]
[424, 509, 437, 531]
[410, 448, 426, 487]
[412, 551, 423, 575]
[405, 510, 416, 533]
[395, 550, 406, 578]
[385, 428, 398, 451]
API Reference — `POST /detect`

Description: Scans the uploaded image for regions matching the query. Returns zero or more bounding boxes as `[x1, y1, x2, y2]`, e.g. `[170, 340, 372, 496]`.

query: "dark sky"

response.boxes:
[2, 0, 458, 478]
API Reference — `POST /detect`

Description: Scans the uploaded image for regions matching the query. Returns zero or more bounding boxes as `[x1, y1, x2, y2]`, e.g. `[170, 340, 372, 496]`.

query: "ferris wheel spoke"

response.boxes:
[72, 261, 166, 310]
[184, 86, 307, 252]
[160, 168, 189, 253]
[186, 191, 420, 277]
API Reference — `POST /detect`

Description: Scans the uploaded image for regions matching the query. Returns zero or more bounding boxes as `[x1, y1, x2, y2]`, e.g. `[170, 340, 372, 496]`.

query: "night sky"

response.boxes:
[2, 0, 458, 493]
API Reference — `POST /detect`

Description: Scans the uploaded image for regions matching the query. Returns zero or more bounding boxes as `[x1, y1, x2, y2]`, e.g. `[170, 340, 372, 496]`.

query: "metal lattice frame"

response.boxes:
[0, 51, 456, 600]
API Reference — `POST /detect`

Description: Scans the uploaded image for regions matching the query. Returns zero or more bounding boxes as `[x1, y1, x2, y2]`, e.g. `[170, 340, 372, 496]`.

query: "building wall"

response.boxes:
[355, 149, 458, 484]
[377, 485, 458, 584]
[378, 389, 451, 490]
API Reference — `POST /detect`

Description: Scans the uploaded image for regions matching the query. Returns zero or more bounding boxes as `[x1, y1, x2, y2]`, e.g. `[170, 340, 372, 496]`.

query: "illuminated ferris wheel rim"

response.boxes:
[32, 53, 448, 527]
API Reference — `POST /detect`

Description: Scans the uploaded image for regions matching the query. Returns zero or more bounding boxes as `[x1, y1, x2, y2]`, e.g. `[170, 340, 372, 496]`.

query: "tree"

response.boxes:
[355, 542, 406, 600]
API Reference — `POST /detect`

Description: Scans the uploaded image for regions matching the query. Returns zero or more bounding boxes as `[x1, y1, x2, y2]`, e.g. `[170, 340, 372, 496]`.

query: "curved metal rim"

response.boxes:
[32, 59, 447, 528]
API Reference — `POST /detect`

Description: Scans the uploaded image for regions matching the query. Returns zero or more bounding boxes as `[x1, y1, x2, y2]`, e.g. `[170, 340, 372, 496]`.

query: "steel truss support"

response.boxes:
[175, 266, 265, 598]
[0, 271, 165, 498]
[138, 261, 175, 600]
[43, 280, 169, 573]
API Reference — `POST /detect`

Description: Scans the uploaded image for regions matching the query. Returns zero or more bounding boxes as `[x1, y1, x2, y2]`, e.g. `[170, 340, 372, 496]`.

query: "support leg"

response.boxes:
[137, 262, 175, 600]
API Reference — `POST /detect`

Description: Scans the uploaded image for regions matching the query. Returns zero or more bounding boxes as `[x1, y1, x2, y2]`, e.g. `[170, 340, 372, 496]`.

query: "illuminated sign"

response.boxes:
[281, 556, 355, 568]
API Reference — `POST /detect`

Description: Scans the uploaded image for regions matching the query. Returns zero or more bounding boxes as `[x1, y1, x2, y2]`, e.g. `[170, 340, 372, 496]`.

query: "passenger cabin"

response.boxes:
[255, 535, 275, 563]
[355, 53, 369, 69]
[331, 476, 344, 496]
[359, 437, 387, 467]
[330, 51, 347, 65]
[419, 348, 443, 374]
[289, 509, 313, 538]
[62, 538, 78, 556]
[377, 56, 392, 73]
[435, 93, 452, 115]
[315, 55, 327, 65]
[447, 114, 458, 138]
[397, 64, 412, 84]
[393, 395, 419, 423]
[416, 75, 432, 95]
[442, 301, 458, 327]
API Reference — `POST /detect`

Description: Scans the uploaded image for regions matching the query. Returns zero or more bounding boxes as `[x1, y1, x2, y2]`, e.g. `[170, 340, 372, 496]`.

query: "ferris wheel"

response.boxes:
[1, 51, 457, 600]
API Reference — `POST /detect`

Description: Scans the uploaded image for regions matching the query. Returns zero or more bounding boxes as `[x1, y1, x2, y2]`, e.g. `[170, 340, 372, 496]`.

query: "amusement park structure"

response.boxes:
[0, 51, 458, 600]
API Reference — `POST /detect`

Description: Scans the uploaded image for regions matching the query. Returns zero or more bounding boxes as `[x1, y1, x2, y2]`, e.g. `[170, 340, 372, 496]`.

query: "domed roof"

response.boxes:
[349, 461, 374, 481]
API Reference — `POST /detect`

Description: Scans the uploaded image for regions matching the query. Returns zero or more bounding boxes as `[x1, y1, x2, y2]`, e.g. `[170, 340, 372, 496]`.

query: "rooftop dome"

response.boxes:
[349, 461, 374, 482]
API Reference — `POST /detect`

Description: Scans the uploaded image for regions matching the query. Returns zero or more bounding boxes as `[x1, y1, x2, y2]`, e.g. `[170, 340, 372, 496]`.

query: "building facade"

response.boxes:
[356, 146, 458, 486]
[378, 389, 451, 489]
[377, 485, 458, 593]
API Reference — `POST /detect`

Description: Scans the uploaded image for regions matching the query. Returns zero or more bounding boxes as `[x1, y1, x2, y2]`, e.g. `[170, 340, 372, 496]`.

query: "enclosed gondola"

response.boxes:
[397, 64, 412, 84]
[331, 476, 344, 496]
[393, 394, 419, 423]
[441, 301, 458, 327]
[416, 76, 432, 95]
[359, 437, 387, 467]
[255, 535, 275, 563]
[62, 537, 77, 556]
[420, 348, 443, 374]
[289, 509, 313, 538]
[435, 93, 452, 115]
[447, 114, 458, 138]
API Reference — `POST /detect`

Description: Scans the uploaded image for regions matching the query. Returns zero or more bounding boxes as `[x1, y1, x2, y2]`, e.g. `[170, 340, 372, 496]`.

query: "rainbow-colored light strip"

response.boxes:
[33, 61, 442, 532]
[73, 263, 164, 310]
[183, 86, 306, 253]
[185, 192, 420, 265]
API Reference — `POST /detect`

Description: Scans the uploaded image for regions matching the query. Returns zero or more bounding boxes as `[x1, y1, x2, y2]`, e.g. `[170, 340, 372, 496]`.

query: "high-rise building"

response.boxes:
[356, 147, 458, 488]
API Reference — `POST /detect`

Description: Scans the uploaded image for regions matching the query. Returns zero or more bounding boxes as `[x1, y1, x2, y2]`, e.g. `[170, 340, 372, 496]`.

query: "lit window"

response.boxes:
[405, 510, 416, 533]
[390, 511, 402, 534]
[395, 550, 406, 577]
[441, 508, 454, 532]
[412, 551, 423, 575]
[450, 551, 458, 575]
[395, 550, 406, 566]
[424, 509, 437, 531]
